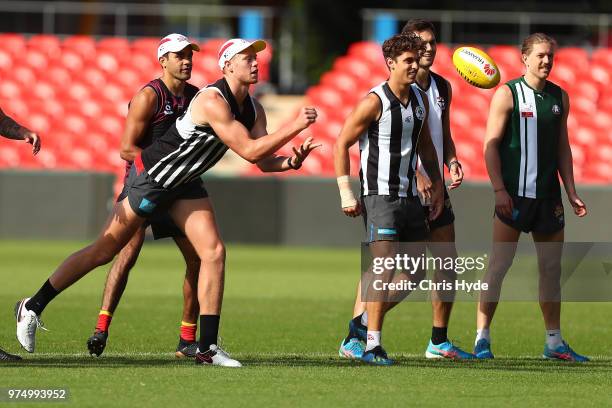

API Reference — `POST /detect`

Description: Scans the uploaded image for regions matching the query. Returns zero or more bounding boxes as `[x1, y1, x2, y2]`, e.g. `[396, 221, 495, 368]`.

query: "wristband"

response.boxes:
[337, 175, 357, 208]
[287, 157, 301, 170]
[448, 160, 461, 168]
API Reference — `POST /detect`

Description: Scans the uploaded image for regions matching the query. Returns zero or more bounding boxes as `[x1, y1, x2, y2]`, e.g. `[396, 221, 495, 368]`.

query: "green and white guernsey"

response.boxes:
[501, 77, 563, 199]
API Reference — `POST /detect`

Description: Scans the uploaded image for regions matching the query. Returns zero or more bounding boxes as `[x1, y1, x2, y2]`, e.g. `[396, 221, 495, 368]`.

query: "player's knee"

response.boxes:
[92, 247, 117, 267]
[201, 241, 226, 264]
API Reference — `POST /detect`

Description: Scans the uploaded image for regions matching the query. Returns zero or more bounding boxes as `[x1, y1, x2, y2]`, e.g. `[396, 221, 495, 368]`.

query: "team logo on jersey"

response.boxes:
[552, 104, 561, 115]
[163, 102, 173, 115]
[436, 96, 446, 110]
[405, 114, 413, 123]
[415, 106, 425, 120]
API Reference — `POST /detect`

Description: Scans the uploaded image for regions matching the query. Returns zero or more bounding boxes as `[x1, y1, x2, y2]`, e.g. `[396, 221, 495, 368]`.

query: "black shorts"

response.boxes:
[422, 189, 455, 231]
[118, 166, 208, 238]
[495, 195, 564, 234]
[362, 195, 428, 242]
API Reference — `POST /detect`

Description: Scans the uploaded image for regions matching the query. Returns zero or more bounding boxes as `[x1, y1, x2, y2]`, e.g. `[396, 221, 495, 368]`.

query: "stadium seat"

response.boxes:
[25, 49, 49, 73]
[31, 81, 56, 100]
[28, 34, 61, 59]
[0, 50, 12, 75]
[488, 45, 521, 68]
[555, 47, 589, 66]
[46, 66, 72, 88]
[131, 37, 160, 57]
[347, 41, 384, 67]
[0, 33, 26, 56]
[201, 38, 228, 56]
[13, 66, 36, 87]
[97, 37, 131, 58]
[63, 35, 97, 59]
[59, 50, 85, 73]
[591, 48, 612, 67]
[95, 52, 120, 74]
[332, 56, 373, 83]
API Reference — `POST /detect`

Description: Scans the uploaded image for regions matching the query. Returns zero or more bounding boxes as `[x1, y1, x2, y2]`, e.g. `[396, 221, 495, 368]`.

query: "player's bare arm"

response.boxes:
[250, 99, 321, 172]
[484, 85, 514, 219]
[416, 92, 443, 220]
[558, 89, 587, 217]
[441, 81, 463, 190]
[333, 93, 380, 217]
[119, 87, 157, 161]
[193, 90, 316, 163]
[0, 108, 41, 155]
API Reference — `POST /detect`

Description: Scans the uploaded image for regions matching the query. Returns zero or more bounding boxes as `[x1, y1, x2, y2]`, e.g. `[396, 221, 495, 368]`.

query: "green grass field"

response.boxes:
[1, 240, 611, 407]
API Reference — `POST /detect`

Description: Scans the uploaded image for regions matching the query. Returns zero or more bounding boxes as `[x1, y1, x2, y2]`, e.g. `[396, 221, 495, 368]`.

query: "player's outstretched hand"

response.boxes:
[342, 201, 361, 217]
[495, 188, 513, 219]
[290, 137, 322, 169]
[24, 131, 41, 155]
[295, 107, 317, 131]
[448, 161, 463, 190]
[568, 193, 587, 217]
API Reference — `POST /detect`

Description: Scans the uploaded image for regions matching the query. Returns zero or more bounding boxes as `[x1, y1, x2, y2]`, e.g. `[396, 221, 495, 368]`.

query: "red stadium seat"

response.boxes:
[98, 37, 131, 57]
[201, 39, 227, 56]
[591, 48, 612, 67]
[113, 67, 142, 95]
[13, 66, 36, 87]
[487, 45, 521, 68]
[0, 145, 20, 167]
[59, 50, 85, 73]
[434, 43, 453, 68]
[62, 114, 88, 135]
[131, 37, 160, 57]
[63, 35, 97, 59]
[95, 52, 120, 74]
[347, 41, 385, 67]
[80, 67, 107, 88]
[28, 34, 61, 59]
[306, 85, 344, 111]
[0, 33, 26, 56]
[31, 81, 55, 100]
[555, 47, 588, 65]
[46, 66, 72, 88]
[332, 56, 373, 84]
[24, 49, 49, 72]
[0, 49, 13, 72]
[1, 99, 28, 120]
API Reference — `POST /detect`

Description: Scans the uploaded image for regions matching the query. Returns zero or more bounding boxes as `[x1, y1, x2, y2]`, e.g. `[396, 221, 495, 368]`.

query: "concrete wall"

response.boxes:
[1, 170, 610, 244]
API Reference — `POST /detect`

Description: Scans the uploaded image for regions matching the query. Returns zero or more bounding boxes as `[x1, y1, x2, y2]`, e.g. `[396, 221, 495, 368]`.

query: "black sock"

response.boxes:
[199, 315, 220, 352]
[25, 280, 59, 315]
[431, 326, 448, 345]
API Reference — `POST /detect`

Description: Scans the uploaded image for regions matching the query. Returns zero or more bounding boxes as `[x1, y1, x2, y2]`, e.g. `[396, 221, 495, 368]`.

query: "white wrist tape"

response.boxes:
[337, 175, 357, 208]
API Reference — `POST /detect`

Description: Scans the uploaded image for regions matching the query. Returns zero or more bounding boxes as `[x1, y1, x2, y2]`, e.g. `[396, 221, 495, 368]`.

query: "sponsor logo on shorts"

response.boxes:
[139, 198, 157, 213]
[377, 228, 397, 236]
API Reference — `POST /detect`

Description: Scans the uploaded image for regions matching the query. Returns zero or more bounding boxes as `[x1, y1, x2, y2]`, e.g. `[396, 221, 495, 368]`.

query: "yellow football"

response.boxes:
[452, 47, 500, 89]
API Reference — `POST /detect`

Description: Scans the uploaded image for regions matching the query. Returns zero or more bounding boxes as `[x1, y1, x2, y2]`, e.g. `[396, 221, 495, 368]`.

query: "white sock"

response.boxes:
[546, 329, 563, 349]
[365, 330, 381, 352]
[360, 312, 368, 326]
[475, 328, 490, 345]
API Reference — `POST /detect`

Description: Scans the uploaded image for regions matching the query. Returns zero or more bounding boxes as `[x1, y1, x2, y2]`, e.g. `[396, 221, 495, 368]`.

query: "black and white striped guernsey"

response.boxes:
[140, 77, 257, 188]
[359, 82, 427, 197]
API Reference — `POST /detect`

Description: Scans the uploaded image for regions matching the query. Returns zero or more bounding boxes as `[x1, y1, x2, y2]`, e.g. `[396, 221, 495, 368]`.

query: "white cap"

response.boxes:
[217, 38, 266, 70]
[157, 33, 200, 59]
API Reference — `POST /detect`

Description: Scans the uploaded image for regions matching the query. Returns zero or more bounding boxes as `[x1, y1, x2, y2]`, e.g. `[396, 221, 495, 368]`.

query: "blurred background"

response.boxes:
[0, 0, 610, 244]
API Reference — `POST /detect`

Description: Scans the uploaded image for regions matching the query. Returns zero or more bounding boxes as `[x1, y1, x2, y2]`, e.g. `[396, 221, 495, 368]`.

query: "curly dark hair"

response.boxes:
[382, 33, 425, 61]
